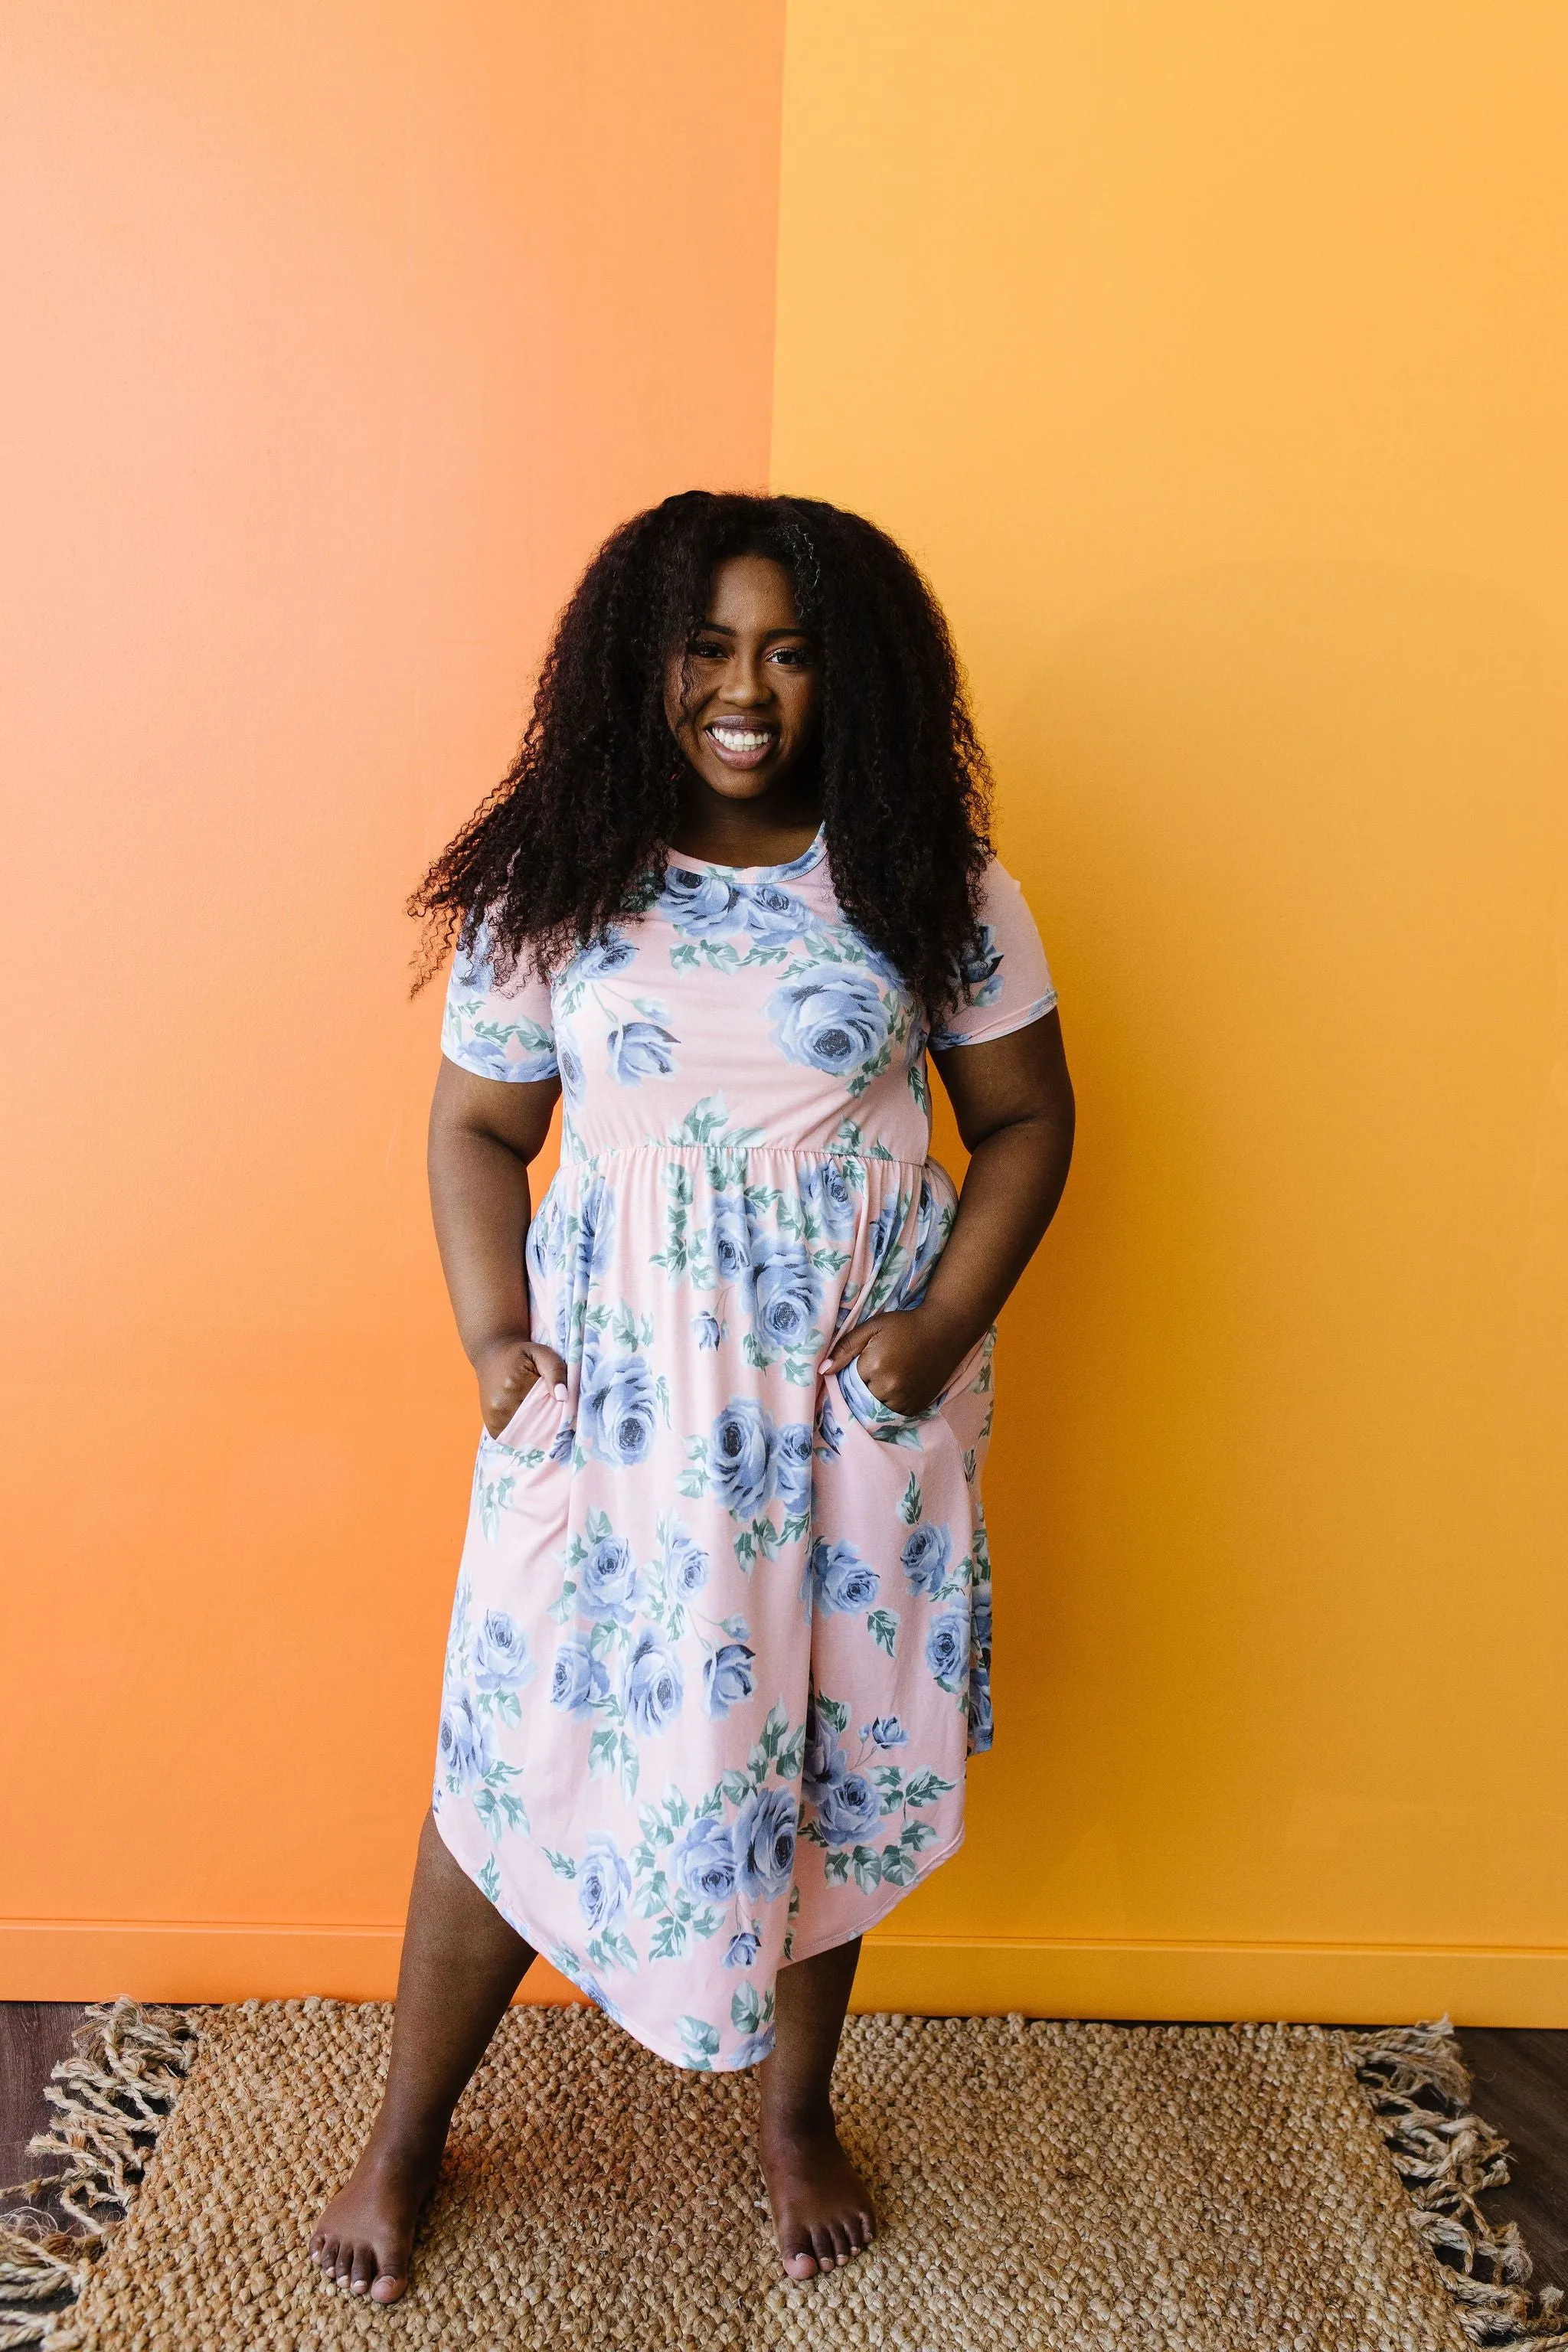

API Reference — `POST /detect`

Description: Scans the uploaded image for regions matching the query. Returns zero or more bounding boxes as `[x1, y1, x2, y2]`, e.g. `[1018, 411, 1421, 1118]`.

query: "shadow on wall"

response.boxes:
[944, 560, 1568, 1950]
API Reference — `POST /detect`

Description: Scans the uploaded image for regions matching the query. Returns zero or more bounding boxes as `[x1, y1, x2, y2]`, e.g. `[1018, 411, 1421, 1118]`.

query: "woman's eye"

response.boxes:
[771, 645, 812, 667]
[689, 639, 727, 662]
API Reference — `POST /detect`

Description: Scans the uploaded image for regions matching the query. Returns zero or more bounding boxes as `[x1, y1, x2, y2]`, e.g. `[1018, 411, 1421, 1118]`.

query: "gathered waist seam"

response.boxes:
[558, 1140, 934, 1174]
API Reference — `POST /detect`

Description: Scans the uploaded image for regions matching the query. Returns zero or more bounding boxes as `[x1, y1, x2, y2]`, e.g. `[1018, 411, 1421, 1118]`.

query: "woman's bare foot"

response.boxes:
[759, 2109, 876, 2280]
[309, 2129, 443, 2304]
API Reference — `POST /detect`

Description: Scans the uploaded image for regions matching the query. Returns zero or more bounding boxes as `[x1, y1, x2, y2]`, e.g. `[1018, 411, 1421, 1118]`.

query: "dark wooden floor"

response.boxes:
[3, 2006, 1564, 2289]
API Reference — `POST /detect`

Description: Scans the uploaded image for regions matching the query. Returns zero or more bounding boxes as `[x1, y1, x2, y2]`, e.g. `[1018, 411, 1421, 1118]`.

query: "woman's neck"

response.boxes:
[668, 776, 822, 867]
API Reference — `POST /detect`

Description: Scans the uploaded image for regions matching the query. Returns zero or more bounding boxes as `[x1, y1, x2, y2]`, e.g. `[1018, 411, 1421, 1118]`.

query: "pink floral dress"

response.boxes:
[433, 829, 1054, 2070]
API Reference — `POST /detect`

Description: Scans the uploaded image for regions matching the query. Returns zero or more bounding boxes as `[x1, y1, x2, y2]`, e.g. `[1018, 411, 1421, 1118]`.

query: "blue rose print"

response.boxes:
[868, 1715, 909, 1749]
[691, 1311, 723, 1350]
[709, 1194, 752, 1284]
[815, 1770, 882, 1848]
[580, 1351, 658, 1466]
[710, 1399, 776, 1517]
[607, 1018, 678, 1085]
[751, 1238, 821, 1351]
[703, 1641, 756, 1719]
[577, 1834, 632, 1935]
[574, 929, 637, 978]
[926, 1609, 969, 1691]
[801, 1156, 858, 1240]
[675, 1815, 737, 1905]
[472, 1609, 534, 1692]
[734, 1784, 798, 1903]
[549, 1635, 609, 1717]
[732, 2029, 777, 2067]
[968, 1677, 994, 1749]
[900, 1522, 952, 1599]
[557, 1037, 586, 1107]
[660, 867, 740, 936]
[664, 1524, 709, 1597]
[808, 1538, 880, 1615]
[525, 1187, 565, 1291]
[865, 1198, 902, 1273]
[773, 1422, 813, 1515]
[957, 922, 1003, 1005]
[724, 1927, 761, 1970]
[577, 1534, 639, 1622]
[623, 1628, 684, 1736]
[766, 969, 888, 1076]
[572, 1175, 616, 1290]
[971, 1578, 993, 1651]
[437, 1691, 491, 1787]
[802, 1707, 846, 1798]
[450, 928, 497, 995]
[736, 880, 812, 942]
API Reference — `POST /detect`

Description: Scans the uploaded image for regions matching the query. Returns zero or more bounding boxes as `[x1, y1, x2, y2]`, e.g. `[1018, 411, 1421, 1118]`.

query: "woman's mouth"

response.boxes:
[704, 721, 778, 770]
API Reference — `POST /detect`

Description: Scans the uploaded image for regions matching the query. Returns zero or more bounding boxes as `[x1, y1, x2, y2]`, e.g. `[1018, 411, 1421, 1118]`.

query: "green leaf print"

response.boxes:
[479, 1854, 501, 1903]
[544, 1849, 577, 1878]
[678, 2015, 721, 2066]
[904, 1770, 956, 1808]
[850, 1844, 883, 1892]
[588, 1730, 619, 1777]
[775, 1724, 805, 1782]
[730, 1981, 763, 2034]
[822, 1851, 851, 1886]
[899, 1472, 923, 1526]
[867, 1608, 900, 1657]
[817, 1695, 850, 1734]
[650, 1915, 689, 1962]
[880, 1843, 916, 1886]
[633, 1870, 671, 1921]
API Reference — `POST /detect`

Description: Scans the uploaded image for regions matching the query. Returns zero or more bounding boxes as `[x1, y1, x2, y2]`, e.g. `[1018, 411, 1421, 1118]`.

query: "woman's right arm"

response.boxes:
[428, 1057, 567, 1436]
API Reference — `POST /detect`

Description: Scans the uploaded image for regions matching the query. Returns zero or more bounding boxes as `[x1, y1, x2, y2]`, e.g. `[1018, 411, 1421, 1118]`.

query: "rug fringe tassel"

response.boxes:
[1346, 2017, 1568, 2349]
[0, 2000, 199, 2350]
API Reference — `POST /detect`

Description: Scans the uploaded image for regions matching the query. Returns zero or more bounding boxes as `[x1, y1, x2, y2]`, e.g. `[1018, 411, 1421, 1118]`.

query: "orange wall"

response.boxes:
[774, 1, 1568, 2020]
[0, 0, 783, 1998]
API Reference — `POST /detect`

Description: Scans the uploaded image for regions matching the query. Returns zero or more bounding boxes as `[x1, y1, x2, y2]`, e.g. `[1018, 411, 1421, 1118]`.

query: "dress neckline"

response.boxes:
[665, 824, 826, 882]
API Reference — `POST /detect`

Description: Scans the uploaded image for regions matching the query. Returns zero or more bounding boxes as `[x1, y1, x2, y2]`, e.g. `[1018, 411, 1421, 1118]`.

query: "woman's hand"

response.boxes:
[817, 1305, 971, 1419]
[475, 1338, 569, 1439]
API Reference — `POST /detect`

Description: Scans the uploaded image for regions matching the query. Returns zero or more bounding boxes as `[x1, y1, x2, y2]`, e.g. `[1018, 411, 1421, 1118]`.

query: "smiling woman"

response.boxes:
[309, 491, 1075, 2301]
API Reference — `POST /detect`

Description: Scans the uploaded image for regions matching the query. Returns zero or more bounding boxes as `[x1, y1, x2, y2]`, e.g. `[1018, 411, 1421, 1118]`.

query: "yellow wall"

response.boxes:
[775, 1, 1568, 2020]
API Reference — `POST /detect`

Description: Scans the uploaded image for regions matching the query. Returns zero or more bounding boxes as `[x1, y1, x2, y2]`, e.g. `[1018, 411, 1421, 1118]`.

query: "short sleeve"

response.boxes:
[927, 858, 1057, 1050]
[440, 924, 559, 1083]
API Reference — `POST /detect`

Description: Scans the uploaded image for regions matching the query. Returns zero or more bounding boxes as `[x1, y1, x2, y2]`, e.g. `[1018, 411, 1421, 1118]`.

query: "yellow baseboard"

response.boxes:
[6, 1919, 1568, 2025]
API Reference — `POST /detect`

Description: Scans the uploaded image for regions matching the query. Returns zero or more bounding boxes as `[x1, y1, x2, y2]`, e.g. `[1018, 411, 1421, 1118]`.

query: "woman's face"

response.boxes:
[664, 554, 820, 802]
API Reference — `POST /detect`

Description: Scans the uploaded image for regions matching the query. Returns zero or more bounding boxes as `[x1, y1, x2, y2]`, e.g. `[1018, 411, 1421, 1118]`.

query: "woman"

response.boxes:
[310, 492, 1075, 2300]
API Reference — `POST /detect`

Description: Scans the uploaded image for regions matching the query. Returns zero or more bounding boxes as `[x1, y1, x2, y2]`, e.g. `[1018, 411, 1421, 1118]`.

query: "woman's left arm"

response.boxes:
[818, 1011, 1075, 1414]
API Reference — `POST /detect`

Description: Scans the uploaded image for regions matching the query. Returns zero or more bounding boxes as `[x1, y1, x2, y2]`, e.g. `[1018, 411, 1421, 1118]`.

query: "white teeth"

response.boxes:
[709, 725, 773, 750]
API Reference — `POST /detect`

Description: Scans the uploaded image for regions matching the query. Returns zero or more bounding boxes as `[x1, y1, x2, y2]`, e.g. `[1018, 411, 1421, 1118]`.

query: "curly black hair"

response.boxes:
[410, 491, 995, 1021]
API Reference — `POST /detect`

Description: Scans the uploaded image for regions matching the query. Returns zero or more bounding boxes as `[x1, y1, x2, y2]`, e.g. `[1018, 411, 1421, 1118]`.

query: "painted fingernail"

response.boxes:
[554, 1383, 568, 1400]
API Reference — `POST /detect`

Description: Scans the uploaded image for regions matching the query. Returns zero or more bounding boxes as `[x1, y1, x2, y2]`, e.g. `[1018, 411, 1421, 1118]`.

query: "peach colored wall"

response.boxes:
[773, 0, 1568, 2021]
[0, 0, 783, 1998]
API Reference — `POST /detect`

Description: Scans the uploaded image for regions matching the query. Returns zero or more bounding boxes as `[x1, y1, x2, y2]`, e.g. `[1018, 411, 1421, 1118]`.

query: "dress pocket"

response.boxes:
[834, 1325, 995, 1455]
[482, 1371, 569, 1462]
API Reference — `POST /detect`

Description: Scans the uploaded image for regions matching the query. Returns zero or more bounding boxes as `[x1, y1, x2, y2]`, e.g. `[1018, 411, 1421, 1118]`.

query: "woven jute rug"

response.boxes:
[4, 2001, 1566, 2351]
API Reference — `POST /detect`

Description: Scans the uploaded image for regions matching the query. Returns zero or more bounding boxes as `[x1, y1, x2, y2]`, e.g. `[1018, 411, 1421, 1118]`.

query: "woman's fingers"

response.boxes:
[524, 1342, 570, 1398]
[817, 1320, 878, 1378]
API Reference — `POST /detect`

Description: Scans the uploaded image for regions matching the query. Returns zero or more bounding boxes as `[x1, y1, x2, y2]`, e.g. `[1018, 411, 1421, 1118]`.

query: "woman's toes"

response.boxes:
[782, 2245, 818, 2281]
[350, 2244, 376, 2295]
[370, 2268, 407, 2305]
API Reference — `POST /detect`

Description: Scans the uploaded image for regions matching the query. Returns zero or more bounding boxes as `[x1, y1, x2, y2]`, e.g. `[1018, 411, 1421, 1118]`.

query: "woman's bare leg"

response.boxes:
[756, 1935, 874, 2279]
[308, 1810, 534, 2303]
